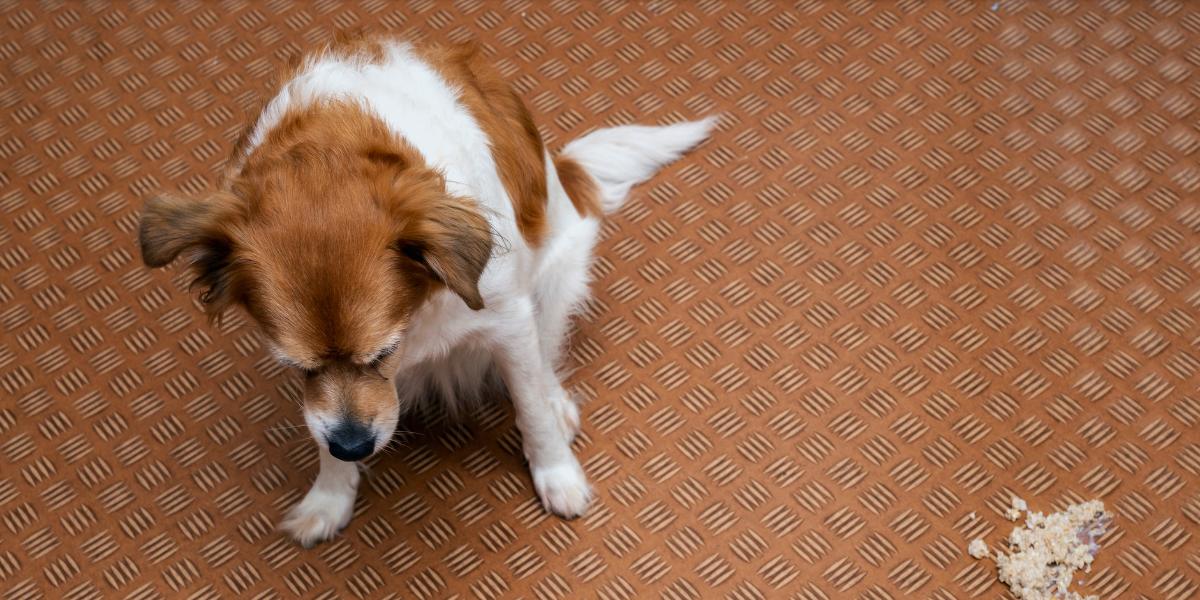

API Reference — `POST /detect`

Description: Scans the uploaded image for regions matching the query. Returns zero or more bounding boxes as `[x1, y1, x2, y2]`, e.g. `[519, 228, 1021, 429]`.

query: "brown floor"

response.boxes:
[2, 1, 1198, 598]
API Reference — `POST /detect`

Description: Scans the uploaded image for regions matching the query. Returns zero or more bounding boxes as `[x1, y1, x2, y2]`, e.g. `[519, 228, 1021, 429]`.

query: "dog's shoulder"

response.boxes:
[414, 42, 549, 247]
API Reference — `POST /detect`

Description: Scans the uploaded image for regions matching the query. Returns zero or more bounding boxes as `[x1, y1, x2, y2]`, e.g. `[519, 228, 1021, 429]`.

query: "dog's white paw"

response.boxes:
[280, 487, 355, 547]
[532, 458, 592, 519]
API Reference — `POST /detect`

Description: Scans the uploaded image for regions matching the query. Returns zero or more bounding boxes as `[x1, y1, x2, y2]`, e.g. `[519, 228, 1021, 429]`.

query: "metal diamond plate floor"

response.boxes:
[2, 1, 1199, 598]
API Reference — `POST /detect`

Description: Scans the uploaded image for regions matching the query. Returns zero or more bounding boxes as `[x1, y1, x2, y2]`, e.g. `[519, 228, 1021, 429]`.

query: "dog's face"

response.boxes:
[138, 103, 492, 461]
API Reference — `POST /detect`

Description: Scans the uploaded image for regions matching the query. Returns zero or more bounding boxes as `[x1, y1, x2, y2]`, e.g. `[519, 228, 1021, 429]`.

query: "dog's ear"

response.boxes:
[139, 191, 243, 314]
[395, 195, 493, 311]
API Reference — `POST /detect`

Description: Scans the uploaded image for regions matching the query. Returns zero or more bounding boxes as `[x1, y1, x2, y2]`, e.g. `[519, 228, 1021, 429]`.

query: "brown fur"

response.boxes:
[419, 42, 549, 246]
[553, 155, 603, 217]
[302, 362, 396, 420]
[235, 100, 491, 361]
[232, 36, 553, 245]
[138, 190, 249, 316]
[140, 99, 493, 424]
[227, 31, 387, 179]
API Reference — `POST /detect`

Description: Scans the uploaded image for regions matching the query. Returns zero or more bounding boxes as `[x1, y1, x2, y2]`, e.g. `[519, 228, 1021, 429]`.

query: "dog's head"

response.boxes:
[138, 102, 492, 461]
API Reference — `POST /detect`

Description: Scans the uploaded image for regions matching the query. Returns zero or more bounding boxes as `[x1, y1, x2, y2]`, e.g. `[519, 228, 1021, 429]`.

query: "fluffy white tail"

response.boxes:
[561, 116, 717, 214]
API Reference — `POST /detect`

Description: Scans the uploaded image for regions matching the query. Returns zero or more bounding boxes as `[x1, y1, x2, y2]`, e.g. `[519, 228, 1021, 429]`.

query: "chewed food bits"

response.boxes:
[969, 498, 1111, 600]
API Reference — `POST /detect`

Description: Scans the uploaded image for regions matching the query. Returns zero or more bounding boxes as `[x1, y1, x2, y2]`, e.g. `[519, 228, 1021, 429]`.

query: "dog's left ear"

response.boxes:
[395, 195, 493, 311]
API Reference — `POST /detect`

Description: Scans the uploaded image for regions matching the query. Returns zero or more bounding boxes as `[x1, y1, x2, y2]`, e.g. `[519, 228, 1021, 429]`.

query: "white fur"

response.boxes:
[562, 116, 718, 212]
[279, 447, 360, 547]
[248, 40, 713, 545]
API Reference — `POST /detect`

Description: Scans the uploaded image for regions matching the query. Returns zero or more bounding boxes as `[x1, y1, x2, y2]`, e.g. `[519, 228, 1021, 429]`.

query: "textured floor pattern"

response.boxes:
[2, 1, 1199, 598]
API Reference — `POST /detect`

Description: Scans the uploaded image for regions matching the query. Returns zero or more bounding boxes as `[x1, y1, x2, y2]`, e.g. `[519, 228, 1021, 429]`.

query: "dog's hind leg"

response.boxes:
[491, 297, 591, 518]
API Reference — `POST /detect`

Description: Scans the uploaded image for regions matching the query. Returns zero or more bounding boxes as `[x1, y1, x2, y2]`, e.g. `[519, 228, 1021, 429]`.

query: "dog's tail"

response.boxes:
[559, 116, 717, 215]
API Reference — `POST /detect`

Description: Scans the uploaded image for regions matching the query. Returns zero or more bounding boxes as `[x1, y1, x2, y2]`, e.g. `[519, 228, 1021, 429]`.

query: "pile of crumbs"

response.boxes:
[969, 496, 1111, 600]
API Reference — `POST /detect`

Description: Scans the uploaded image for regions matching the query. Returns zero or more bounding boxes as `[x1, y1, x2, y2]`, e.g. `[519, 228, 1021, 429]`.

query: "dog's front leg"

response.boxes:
[280, 445, 361, 547]
[493, 302, 592, 518]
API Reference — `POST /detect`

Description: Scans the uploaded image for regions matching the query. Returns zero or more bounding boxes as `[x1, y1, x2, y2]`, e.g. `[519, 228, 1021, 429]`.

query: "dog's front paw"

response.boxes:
[531, 458, 592, 519]
[280, 487, 356, 547]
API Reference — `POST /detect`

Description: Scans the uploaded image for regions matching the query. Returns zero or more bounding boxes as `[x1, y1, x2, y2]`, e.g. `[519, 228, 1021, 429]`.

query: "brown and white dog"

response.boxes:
[138, 34, 713, 546]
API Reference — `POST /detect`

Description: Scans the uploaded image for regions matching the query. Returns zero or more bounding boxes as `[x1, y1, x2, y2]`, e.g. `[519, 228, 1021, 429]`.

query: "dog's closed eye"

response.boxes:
[369, 345, 397, 370]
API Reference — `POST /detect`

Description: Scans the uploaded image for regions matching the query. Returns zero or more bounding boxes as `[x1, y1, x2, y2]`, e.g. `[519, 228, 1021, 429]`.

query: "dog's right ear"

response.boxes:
[139, 191, 243, 313]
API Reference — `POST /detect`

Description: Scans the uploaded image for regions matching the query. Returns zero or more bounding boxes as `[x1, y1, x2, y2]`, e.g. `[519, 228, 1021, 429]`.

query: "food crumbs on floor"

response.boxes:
[972, 498, 1111, 600]
[1006, 496, 1028, 521]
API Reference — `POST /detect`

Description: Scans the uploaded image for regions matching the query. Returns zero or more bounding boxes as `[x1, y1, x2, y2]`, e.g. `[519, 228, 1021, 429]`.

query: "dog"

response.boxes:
[138, 33, 713, 546]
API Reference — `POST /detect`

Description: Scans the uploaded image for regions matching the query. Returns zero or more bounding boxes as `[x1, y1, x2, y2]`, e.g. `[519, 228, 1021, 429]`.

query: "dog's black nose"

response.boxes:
[326, 423, 375, 462]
